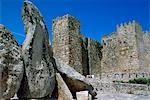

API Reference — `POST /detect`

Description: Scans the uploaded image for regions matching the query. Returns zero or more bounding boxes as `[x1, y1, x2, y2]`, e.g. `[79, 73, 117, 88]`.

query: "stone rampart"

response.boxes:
[101, 72, 150, 81]
[86, 78, 150, 95]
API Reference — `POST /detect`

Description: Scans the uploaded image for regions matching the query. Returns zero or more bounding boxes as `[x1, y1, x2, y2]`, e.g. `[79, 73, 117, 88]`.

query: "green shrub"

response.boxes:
[147, 78, 150, 85]
[128, 79, 136, 83]
[137, 78, 147, 84]
[113, 80, 125, 83]
[128, 78, 150, 84]
[113, 78, 150, 85]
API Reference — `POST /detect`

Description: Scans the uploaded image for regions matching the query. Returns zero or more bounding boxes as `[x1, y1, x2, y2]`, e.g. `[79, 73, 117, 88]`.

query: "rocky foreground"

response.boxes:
[0, 1, 96, 100]
[11, 91, 150, 100]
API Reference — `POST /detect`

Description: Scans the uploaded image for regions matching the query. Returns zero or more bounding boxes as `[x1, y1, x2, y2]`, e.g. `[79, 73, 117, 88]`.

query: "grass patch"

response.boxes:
[113, 78, 150, 85]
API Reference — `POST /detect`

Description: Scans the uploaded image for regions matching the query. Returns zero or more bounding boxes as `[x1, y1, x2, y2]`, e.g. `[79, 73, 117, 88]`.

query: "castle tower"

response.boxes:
[117, 21, 143, 72]
[52, 14, 83, 74]
[101, 21, 145, 73]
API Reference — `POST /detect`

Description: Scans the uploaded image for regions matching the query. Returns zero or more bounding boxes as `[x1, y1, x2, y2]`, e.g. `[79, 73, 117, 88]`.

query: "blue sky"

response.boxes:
[0, 0, 150, 44]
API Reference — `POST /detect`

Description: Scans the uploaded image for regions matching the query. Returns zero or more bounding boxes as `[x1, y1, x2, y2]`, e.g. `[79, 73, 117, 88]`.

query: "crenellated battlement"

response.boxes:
[52, 14, 80, 37]
[52, 14, 80, 24]
[116, 20, 142, 34]
[103, 20, 143, 41]
[101, 20, 150, 74]
[52, 14, 150, 79]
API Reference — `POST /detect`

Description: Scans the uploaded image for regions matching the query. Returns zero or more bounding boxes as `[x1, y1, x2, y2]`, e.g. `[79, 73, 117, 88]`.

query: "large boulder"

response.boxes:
[54, 58, 97, 97]
[17, 1, 55, 99]
[0, 24, 23, 99]
[56, 73, 73, 100]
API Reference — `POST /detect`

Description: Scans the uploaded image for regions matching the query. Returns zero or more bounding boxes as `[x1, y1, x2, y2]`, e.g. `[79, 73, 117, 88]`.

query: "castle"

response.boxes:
[52, 15, 150, 80]
[1, 1, 150, 99]
[101, 21, 150, 74]
[52, 15, 102, 76]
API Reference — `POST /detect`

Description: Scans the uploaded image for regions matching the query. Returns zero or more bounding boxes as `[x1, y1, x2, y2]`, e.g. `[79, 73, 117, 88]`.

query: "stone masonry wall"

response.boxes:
[101, 21, 150, 74]
[101, 72, 150, 81]
[86, 78, 150, 95]
[80, 35, 89, 75]
[52, 15, 102, 76]
[52, 15, 150, 78]
[99, 82, 150, 95]
[101, 32, 118, 73]
[52, 15, 83, 74]
[52, 15, 70, 65]
[140, 32, 150, 71]
[87, 38, 102, 75]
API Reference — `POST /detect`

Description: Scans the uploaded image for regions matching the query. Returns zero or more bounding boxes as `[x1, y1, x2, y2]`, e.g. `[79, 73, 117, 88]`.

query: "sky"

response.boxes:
[0, 0, 150, 44]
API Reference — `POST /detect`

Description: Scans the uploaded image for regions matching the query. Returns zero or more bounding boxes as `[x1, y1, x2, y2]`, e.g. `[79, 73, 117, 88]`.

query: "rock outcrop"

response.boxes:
[17, 1, 55, 99]
[56, 73, 73, 100]
[0, 25, 23, 99]
[0, 1, 97, 99]
[54, 58, 97, 97]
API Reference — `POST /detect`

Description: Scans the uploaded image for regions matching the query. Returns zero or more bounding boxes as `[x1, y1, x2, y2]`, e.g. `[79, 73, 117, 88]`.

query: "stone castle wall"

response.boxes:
[52, 15, 83, 74]
[87, 38, 102, 75]
[101, 72, 150, 81]
[80, 35, 89, 75]
[87, 77, 150, 95]
[52, 15, 102, 75]
[140, 32, 150, 71]
[52, 15, 150, 77]
[101, 21, 150, 74]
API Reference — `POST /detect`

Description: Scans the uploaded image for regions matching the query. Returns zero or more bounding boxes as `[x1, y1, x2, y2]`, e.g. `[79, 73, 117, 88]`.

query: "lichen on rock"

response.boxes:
[0, 25, 24, 99]
[17, 1, 55, 99]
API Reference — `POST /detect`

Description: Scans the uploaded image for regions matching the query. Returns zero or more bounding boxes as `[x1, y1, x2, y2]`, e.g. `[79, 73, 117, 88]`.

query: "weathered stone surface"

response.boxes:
[56, 73, 73, 100]
[17, 1, 55, 98]
[52, 15, 103, 76]
[80, 35, 89, 76]
[54, 58, 97, 97]
[0, 25, 23, 99]
[87, 38, 102, 75]
[87, 77, 150, 95]
[52, 15, 83, 75]
[100, 72, 150, 82]
[101, 21, 150, 74]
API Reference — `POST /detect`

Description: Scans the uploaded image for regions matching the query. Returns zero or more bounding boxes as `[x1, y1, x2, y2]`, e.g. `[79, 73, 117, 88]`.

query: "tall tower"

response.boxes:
[52, 14, 83, 74]
[116, 21, 143, 72]
[101, 21, 144, 73]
